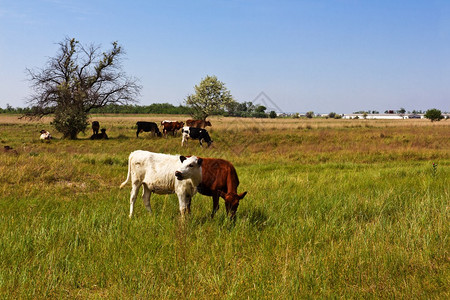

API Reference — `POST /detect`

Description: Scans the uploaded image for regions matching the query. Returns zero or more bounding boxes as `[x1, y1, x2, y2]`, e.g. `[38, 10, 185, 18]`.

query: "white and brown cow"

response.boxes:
[39, 130, 52, 141]
[120, 150, 203, 217]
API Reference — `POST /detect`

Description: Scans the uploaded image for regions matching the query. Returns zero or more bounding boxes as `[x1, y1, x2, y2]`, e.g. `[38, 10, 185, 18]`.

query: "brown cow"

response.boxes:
[161, 120, 184, 136]
[197, 158, 247, 218]
[185, 119, 212, 128]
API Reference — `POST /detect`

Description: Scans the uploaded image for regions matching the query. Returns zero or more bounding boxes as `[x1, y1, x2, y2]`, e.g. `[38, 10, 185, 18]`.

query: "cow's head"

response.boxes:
[175, 156, 203, 183]
[219, 191, 247, 218]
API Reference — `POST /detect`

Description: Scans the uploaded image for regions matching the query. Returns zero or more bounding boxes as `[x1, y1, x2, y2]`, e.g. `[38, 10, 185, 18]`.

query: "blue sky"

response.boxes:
[0, 0, 449, 113]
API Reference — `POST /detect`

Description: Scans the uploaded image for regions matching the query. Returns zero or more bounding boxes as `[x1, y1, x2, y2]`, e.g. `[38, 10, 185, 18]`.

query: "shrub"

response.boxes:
[424, 109, 444, 122]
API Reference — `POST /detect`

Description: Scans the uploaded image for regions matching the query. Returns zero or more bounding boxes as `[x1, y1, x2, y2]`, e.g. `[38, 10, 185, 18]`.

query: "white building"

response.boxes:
[342, 114, 425, 120]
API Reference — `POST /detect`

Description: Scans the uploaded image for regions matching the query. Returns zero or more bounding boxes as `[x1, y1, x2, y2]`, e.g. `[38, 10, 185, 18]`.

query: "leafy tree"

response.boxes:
[269, 111, 277, 118]
[25, 37, 141, 139]
[306, 111, 314, 118]
[424, 108, 444, 122]
[251, 105, 267, 118]
[398, 107, 406, 115]
[185, 75, 234, 120]
[255, 105, 266, 113]
[328, 112, 336, 119]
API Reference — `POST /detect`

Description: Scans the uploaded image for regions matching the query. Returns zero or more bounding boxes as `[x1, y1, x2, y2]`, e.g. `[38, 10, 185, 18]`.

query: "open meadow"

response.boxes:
[0, 114, 449, 298]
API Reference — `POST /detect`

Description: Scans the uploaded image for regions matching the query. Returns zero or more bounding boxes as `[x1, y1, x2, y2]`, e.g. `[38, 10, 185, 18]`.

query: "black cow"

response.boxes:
[136, 121, 162, 138]
[181, 126, 213, 147]
[91, 128, 109, 140]
[92, 121, 100, 135]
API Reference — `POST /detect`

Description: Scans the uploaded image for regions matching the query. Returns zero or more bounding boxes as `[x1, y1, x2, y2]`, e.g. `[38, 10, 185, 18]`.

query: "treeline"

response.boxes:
[90, 103, 191, 114]
[223, 101, 272, 118]
[87, 102, 274, 118]
[0, 104, 32, 114]
[0, 103, 190, 115]
[89, 102, 274, 118]
[1, 102, 276, 118]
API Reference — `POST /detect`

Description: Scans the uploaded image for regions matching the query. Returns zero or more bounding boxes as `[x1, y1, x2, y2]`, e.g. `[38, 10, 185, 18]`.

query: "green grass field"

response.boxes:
[1, 115, 449, 298]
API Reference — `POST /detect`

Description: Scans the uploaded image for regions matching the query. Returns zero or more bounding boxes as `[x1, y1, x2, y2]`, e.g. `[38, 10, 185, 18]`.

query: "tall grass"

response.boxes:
[0, 115, 448, 298]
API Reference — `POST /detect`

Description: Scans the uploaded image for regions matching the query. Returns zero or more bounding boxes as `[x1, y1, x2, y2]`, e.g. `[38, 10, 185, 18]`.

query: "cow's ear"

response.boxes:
[197, 158, 203, 166]
[179, 156, 187, 163]
[238, 192, 247, 200]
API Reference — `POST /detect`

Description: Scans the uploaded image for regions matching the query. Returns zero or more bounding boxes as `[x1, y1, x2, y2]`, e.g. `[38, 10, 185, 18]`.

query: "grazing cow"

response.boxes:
[181, 127, 213, 147]
[92, 121, 100, 136]
[120, 150, 203, 217]
[39, 130, 52, 140]
[136, 121, 162, 138]
[197, 158, 247, 218]
[161, 121, 184, 137]
[185, 119, 212, 128]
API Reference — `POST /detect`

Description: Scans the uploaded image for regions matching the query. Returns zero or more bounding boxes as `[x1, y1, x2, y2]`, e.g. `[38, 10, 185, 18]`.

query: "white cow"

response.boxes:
[120, 150, 203, 217]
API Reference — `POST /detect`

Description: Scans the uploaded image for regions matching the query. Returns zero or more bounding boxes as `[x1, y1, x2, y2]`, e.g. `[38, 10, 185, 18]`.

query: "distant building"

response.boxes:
[342, 114, 425, 120]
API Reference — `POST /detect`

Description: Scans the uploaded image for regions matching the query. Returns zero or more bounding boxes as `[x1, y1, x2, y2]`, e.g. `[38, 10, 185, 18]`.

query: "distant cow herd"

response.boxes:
[135, 119, 213, 147]
[35, 118, 247, 219]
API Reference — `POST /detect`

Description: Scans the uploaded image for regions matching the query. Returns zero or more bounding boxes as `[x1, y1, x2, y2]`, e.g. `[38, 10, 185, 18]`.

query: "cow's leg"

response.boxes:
[142, 184, 152, 214]
[186, 195, 192, 214]
[177, 193, 191, 216]
[211, 194, 220, 218]
[181, 135, 186, 146]
[129, 182, 141, 218]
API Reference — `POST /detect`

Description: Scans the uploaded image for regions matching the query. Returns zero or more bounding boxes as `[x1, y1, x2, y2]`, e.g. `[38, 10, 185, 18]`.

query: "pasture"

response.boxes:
[0, 115, 448, 298]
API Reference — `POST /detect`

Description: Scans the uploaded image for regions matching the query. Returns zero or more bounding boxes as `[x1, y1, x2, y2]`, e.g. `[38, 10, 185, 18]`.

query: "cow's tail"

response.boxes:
[120, 153, 132, 189]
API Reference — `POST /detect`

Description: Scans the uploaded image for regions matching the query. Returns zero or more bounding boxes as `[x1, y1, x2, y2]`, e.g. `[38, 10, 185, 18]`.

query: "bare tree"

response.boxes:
[26, 37, 141, 139]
